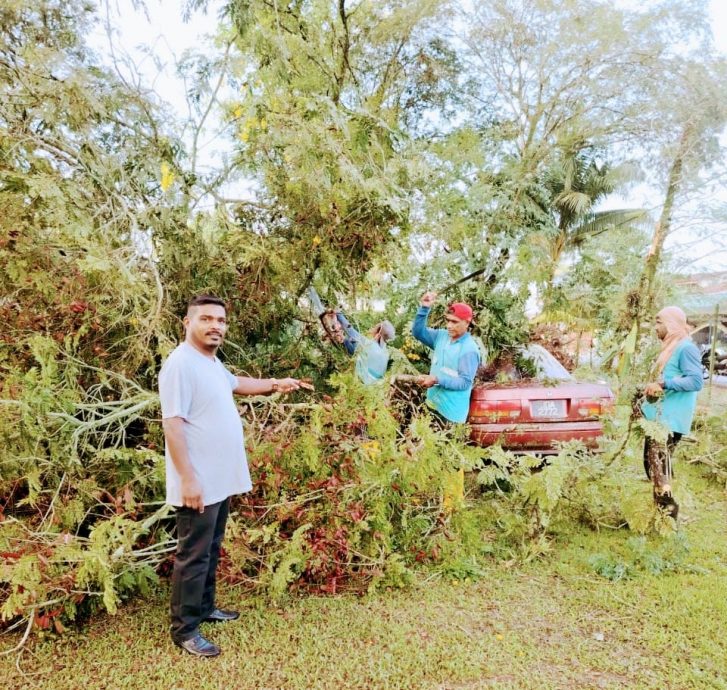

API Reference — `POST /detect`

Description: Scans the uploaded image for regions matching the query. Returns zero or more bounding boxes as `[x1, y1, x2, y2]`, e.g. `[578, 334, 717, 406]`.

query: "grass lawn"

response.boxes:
[3, 455, 727, 690]
[3, 391, 726, 690]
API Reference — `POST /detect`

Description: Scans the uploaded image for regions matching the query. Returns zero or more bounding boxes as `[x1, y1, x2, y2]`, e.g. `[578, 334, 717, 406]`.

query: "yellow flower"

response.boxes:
[160, 162, 175, 192]
[232, 104, 244, 119]
[312, 235, 322, 246]
[442, 467, 464, 514]
[238, 116, 258, 143]
[361, 440, 381, 457]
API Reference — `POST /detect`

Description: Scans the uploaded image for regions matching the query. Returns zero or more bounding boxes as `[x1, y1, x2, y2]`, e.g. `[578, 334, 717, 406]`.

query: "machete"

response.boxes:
[438, 266, 489, 295]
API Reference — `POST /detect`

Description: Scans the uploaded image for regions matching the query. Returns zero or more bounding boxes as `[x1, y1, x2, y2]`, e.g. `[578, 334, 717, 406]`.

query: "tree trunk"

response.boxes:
[617, 124, 693, 380]
[541, 233, 566, 313]
[633, 125, 693, 331]
[574, 330, 582, 366]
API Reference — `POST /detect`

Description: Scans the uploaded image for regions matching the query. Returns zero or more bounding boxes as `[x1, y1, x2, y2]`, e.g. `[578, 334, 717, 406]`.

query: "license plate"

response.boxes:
[531, 399, 566, 418]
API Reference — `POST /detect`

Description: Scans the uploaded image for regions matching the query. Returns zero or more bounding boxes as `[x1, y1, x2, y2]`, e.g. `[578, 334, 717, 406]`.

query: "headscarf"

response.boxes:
[373, 320, 396, 343]
[654, 306, 692, 375]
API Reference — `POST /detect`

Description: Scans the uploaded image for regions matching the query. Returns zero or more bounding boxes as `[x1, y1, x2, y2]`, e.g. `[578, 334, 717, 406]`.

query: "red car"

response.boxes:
[468, 345, 614, 453]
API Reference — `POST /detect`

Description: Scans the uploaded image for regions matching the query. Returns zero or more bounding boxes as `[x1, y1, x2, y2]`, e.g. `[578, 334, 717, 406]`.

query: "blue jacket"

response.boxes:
[336, 312, 389, 385]
[412, 306, 480, 423]
[642, 338, 703, 435]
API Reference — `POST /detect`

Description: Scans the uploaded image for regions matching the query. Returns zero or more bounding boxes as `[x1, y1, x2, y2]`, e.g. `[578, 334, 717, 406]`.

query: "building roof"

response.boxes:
[676, 271, 727, 292]
[676, 271, 727, 317]
[681, 292, 727, 316]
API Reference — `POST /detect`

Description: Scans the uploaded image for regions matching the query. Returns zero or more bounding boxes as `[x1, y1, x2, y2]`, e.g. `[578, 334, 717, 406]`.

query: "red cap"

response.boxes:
[447, 302, 473, 322]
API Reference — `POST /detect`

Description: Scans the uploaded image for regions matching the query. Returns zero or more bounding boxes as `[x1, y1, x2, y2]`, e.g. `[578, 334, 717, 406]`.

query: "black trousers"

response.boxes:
[427, 406, 454, 432]
[643, 433, 682, 480]
[643, 433, 682, 518]
[170, 498, 229, 642]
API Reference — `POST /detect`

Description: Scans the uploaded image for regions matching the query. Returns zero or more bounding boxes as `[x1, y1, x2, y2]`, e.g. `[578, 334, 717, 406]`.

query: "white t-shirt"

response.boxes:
[159, 343, 252, 506]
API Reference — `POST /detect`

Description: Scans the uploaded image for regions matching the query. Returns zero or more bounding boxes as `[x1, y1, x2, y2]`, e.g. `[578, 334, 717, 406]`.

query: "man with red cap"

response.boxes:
[411, 291, 481, 424]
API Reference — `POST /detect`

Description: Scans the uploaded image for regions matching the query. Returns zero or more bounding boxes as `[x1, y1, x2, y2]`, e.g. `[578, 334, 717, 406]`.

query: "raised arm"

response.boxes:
[412, 292, 440, 349]
[335, 311, 360, 355]
[412, 307, 440, 349]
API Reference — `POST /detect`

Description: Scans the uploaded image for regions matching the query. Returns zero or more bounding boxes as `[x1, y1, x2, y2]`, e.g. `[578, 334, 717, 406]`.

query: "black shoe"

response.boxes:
[174, 633, 221, 657]
[203, 608, 240, 623]
[664, 499, 679, 520]
[655, 492, 679, 520]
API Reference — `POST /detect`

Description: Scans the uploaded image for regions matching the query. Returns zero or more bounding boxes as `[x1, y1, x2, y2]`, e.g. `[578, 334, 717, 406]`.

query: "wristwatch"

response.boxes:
[270, 378, 280, 392]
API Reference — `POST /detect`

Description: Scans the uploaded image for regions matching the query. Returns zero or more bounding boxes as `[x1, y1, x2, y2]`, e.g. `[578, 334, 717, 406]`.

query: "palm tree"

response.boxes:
[539, 148, 646, 292]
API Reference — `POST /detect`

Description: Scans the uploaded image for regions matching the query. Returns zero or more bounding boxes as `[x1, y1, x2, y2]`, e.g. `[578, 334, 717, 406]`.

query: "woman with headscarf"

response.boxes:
[333, 310, 396, 385]
[641, 306, 703, 518]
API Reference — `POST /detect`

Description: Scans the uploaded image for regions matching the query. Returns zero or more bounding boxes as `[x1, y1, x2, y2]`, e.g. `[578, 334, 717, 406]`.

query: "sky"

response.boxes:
[89, 0, 727, 273]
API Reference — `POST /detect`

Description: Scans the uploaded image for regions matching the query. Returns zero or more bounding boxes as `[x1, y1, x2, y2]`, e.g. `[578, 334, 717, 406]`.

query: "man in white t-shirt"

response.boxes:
[159, 294, 310, 657]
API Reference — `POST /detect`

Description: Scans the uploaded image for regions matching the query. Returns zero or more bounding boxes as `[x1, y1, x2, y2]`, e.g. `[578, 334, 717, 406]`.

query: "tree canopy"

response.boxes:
[1, 0, 726, 636]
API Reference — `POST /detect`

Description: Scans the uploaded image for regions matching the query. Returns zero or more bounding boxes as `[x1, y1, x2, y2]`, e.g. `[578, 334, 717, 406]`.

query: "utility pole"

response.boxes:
[707, 302, 720, 404]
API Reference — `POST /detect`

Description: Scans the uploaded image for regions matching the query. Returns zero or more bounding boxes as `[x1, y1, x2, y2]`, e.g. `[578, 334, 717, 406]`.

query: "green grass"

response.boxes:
[4, 458, 727, 690]
[4, 391, 726, 690]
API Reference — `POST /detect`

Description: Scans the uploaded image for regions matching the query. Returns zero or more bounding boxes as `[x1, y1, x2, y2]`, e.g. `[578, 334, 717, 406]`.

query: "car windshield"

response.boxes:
[521, 345, 573, 381]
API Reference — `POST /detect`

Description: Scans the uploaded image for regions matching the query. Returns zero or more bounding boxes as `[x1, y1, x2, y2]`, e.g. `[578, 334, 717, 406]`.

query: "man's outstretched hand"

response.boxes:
[275, 378, 315, 393]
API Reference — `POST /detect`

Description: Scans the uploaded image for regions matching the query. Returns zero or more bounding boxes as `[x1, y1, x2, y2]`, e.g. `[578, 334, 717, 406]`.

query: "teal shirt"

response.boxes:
[642, 338, 703, 435]
[412, 307, 481, 423]
[335, 312, 389, 385]
[354, 335, 389, 385]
